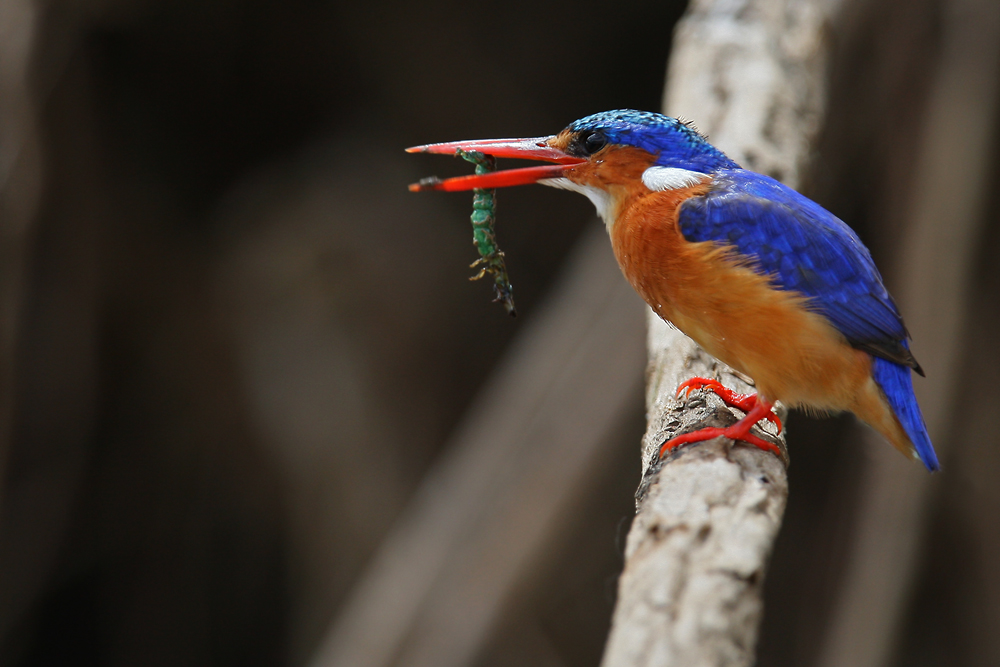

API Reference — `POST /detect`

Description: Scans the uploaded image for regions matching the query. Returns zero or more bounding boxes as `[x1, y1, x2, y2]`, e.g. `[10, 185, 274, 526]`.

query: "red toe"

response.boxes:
[658, 396, 782, 459]
[675, 377, 782, 433]
[658, 427, 726, 458]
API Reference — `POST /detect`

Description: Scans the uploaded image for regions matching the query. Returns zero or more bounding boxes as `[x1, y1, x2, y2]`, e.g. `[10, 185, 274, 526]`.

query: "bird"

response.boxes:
[407, 109, 939, 472]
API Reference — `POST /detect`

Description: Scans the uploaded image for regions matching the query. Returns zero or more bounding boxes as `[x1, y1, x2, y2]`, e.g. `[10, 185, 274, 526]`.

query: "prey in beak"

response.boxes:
[407, 134, 585, 317]
[407, 136, 585, 192]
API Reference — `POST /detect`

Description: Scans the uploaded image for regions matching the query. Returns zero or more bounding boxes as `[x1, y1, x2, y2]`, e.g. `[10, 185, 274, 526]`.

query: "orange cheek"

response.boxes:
[564, 145, 658, 191]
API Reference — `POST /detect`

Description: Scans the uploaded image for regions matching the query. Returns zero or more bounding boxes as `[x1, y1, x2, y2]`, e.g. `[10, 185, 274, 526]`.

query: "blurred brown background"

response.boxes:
[1, 0, 999, 666]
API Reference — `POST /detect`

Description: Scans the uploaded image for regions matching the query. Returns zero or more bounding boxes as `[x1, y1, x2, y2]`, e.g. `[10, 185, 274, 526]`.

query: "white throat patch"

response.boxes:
[641, 166, 706, 191]
[540, 178, 614, 225]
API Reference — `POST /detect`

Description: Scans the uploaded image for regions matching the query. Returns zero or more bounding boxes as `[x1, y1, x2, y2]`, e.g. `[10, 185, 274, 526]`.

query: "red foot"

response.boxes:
[660, 378, 782, 459]
[676, 377, 782, 432]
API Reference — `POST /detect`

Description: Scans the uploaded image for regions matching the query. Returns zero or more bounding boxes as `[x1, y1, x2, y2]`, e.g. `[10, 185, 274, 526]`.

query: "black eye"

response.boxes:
[580, 130, 607, 155]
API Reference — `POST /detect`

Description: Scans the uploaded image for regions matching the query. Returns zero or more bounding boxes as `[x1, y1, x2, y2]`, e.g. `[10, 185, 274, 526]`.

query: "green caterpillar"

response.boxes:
[456, 148, 516, 317]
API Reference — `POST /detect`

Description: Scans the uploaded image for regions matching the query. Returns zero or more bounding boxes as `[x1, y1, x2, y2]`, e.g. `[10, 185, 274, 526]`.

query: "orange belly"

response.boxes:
[610, 186, 872, 412]
[608, 186, 919, 460]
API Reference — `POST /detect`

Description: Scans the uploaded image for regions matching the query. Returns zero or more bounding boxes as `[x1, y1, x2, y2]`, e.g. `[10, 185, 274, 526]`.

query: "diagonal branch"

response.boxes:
[601, 0, 841, 664]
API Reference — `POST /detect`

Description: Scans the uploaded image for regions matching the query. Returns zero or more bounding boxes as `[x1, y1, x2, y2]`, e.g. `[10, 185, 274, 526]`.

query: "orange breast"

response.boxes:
[609, 186, 874, 413]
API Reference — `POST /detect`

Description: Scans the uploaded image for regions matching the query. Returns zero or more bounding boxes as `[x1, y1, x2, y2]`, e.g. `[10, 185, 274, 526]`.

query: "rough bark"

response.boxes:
[601, 0, 839, 665]
[602, 327, 787, 667]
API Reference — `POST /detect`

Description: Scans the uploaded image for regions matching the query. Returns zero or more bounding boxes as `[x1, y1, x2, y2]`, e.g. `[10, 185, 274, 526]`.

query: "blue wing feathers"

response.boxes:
[679, 169, 938, 470]
[679, 170, 915, 366]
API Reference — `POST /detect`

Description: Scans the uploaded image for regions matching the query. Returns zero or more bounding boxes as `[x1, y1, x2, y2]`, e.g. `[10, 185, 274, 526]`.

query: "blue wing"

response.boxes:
[678, 169, 921, 373]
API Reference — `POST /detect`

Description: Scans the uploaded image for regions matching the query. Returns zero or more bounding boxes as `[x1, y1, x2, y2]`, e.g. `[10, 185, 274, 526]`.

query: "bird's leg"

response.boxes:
[676, 377, 782, 432]
[659, 380, 782, 459]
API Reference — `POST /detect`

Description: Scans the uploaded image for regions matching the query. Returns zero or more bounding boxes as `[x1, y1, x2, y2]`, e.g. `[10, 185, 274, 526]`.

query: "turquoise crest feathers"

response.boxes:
[567, 110, 740, 173]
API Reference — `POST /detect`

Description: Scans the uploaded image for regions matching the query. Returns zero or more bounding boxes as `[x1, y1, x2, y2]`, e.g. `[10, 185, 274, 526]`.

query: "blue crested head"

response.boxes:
[567, 110, 740, 173]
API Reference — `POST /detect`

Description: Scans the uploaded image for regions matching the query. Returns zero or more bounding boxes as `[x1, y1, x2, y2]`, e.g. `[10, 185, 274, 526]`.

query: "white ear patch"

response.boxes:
[641, 166, 706, 192]
[540, 177, 614, 224]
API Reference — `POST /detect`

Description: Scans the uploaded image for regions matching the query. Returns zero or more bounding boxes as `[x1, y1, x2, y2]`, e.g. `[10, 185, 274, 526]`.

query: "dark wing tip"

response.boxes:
[853, 339, 924, 375]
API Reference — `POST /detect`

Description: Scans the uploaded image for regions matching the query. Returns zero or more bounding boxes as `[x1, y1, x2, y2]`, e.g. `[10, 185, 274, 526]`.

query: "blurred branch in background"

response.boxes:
[309, 223, 646, 667]
[0, 0, 42, 511]
[816, 0, 1000, 665]
[0, 3, 109, 660]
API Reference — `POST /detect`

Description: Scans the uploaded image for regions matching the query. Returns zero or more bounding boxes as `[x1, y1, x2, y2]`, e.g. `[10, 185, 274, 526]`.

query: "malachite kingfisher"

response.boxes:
[407, 110, 939, 472]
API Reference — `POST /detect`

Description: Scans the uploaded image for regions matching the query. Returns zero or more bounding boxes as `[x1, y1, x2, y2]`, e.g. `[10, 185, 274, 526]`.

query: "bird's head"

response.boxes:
[408, 110, 739, 224]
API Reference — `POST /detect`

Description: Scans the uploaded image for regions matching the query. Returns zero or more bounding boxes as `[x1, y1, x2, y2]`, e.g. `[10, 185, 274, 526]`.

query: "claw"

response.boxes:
[659, 398, 782, 459]
[676, 377, 782, 433]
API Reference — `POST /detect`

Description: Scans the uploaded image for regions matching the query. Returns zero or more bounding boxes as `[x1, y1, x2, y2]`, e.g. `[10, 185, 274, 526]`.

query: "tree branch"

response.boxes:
[602, 327, 787, 667]
[0, 0, 43, 516]
[601, 0, 840, 664]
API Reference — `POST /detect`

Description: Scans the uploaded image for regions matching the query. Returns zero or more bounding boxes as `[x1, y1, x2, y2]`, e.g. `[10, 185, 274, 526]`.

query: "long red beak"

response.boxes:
[406, 136, 584, 192]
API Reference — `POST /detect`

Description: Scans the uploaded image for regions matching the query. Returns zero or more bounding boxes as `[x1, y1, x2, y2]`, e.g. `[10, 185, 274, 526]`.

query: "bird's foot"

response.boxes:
[659, 380, 781, 459]
[676, 377, 782, 432]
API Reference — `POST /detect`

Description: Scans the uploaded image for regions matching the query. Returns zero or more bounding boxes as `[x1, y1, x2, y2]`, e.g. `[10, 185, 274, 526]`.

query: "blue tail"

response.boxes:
[871, 355, 939, 471]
